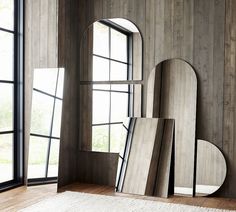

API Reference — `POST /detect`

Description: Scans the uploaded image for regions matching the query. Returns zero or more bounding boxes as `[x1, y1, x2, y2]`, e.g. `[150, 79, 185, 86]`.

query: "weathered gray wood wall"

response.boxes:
[57, 0, 236, 198]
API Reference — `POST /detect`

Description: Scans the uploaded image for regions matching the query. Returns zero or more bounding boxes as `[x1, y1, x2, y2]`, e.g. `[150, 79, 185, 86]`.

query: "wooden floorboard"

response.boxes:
[0, 183, 235, 211]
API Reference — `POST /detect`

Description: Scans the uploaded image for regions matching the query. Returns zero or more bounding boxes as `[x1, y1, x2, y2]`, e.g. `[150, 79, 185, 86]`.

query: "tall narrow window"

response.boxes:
[92, 21, 132, 153]
[0, 0, 23, 189]
[28, 68, 64, 183]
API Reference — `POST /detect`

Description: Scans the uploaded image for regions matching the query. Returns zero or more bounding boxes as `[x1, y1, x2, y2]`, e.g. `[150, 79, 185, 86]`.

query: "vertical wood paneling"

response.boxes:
[102, 0, 111, 19]
[77, 151, 119, 187]
[223, 0, 236, 197]
[172, 0, 184, 57]
[47, 0, 58, 67]
[58, 0, 80, 188]
[39, 0, 48, 66]
[154, 0, 165, 64]
[143, 0, 155, 112]
[193, 0, 225, 148]
[79, 85, 92, 151]
[182, 0, 194, 62]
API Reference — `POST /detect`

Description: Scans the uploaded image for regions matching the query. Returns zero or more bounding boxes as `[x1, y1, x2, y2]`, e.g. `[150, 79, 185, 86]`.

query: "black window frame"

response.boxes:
[0, 0, 24, 191]
[91, 20, 134, 153]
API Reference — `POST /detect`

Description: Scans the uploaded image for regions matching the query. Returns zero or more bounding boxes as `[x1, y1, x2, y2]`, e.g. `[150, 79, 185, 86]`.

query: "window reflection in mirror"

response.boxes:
[80, 18, 142, 82]
[79, 19, 143, 170]
[28, 68, 64, 182]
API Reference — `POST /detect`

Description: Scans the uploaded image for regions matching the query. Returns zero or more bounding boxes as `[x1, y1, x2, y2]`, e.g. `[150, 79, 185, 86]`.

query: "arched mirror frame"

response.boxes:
[195, 139, 227, 197]
[78, 18, 144, 188]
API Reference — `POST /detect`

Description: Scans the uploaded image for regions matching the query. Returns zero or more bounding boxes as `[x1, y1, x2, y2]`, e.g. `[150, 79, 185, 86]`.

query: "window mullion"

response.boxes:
[108, 26, 111, 152]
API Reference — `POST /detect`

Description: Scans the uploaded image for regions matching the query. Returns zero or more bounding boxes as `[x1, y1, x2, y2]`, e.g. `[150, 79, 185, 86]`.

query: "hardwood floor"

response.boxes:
[0, 183, 235, 211]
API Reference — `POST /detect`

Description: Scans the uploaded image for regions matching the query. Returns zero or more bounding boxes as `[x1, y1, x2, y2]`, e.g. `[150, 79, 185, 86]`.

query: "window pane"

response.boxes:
[93, 22, 109, 57]
[28, 136, 48, 179]
[52, 100, 62, 138]
[92, 125, 109, 152]
[34, 68, 58, 95]
[111, 92, 128, 122]
[111, 84, 129, 92]
[0, 0, 14, 30]
[93, 84, 110, 90]
[0, 31, 13, 81]
[92, 91, 109, 124]
[0, 83, 13, 131]
[110, 61, 128, 81]
[110, 124, 127, 153]
[30, 91, 54, 136]
[47, 139, 59, 177]
[56, 68, 65, 98]
[111, 29, 127, 62]
[93, 56, 109, 81]
[0, 134, 13, 183]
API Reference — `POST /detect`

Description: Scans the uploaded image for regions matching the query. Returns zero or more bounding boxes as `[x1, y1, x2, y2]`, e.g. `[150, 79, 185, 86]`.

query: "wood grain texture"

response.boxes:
[196, 140, 227, 196]
[222, 0, 236, 197]
[58, 0, 81, 188]
[79, 85, 93, 151]
[122, 118, 174, 198]
[146, 59, 197, 194]
[193, 0, 225, 149]
[58, 0, 236, 198]
[25, 0, 58, 184]
[77, 151, 119, 187]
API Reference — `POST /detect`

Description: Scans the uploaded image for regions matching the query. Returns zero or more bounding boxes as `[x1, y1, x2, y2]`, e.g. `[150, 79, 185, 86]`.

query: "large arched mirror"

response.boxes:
[78, 19, 143, 187]
[146, 59, 197, 196]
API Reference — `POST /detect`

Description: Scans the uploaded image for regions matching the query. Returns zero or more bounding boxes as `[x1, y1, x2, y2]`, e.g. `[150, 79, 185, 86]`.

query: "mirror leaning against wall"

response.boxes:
[79, 18, 143, 187]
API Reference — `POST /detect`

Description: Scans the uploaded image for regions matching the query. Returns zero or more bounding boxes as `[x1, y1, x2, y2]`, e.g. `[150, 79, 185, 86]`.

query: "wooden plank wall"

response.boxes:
[222, 0, 236, 197]
[57, 0, 81, 188]
[25, 0, 58, 184]
[58, 0, 236, 198]
[77, 151, 119, 187]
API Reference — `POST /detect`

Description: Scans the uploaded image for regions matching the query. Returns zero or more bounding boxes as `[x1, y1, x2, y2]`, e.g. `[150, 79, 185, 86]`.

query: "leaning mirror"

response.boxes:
[146, 59, 197, 196]
[117, 117, 175, 198]
[78, 19, 143, 187]
[195, 139, 227, 196]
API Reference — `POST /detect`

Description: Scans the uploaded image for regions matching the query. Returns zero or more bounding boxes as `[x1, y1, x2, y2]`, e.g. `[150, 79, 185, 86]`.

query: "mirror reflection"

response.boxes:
[146, 59, 197, 196]
[116, 117, 175, 198]
[79, 84, 142, 152]
[79, 18, 143, 155]
[80, 18, 142, 81]
[196, 140, 227, 196]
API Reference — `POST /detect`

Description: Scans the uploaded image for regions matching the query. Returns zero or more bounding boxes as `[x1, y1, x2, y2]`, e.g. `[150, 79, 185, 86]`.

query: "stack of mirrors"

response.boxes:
[78, 18, 227, 198]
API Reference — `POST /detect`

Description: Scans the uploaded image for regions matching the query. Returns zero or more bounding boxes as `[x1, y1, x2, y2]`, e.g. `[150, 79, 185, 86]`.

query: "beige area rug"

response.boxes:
[19, 191, 235, 212]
